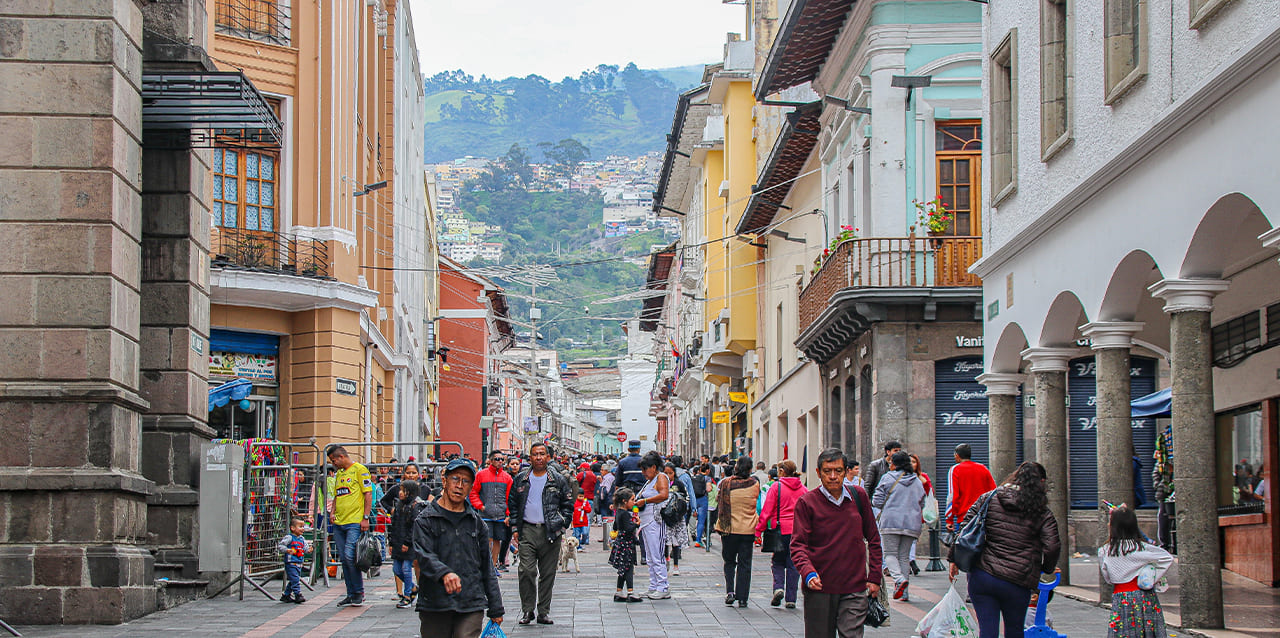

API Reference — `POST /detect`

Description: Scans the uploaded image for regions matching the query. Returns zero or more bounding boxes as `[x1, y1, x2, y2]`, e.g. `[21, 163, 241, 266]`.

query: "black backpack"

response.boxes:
[661, 489, 689, 526]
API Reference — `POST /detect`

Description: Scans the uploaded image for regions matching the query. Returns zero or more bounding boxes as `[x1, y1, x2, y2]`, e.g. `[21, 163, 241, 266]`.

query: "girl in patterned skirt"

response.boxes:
[609, 488, 643, 603]
[1099, 505, 1174, 638]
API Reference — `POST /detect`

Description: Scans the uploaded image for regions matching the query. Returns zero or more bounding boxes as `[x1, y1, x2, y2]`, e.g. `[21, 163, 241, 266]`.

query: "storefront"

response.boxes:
[933, 356, 1023, 499]
[207, 328, 281, 440]
[1066, 356, 1158, 508]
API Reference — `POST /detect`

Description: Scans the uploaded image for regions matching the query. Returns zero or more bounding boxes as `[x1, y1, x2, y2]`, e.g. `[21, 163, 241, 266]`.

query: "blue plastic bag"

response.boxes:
[481, 619, 507, 638]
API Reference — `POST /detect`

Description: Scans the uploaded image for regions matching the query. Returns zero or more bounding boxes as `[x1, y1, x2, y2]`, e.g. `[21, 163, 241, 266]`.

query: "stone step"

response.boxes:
[155, 578, 210, 611]
[154, 562, 186, 580]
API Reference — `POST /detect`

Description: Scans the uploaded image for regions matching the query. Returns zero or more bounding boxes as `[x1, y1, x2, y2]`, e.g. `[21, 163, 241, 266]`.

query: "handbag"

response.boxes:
[874, 473, 905, 524]
[760, 483, 785, 553]
[951, 490, 995, 573]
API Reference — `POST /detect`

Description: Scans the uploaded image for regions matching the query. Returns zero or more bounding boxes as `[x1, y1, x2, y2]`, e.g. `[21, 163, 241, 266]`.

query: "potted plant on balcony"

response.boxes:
[914, 197, 952, 248]
[810, 226, 859, 274]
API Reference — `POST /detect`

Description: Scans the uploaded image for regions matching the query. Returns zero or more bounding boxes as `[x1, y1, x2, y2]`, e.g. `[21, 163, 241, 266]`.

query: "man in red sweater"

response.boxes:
[944, 443, 996, 532]
[470, 450, 514, 572]
[790, 448, 883, 638]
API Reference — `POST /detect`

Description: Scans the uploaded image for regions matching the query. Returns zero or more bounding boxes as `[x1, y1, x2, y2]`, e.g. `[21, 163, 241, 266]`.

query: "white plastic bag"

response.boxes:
[923, 495, 940, 526]
[916, 583, 979, 638]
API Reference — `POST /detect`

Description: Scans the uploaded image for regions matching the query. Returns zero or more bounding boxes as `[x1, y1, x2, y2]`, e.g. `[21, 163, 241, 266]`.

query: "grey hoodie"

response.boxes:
[871, 470, 927, 536]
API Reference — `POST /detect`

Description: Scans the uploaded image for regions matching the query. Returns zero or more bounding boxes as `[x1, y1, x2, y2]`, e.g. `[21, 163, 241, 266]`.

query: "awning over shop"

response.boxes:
[142, 71, 283, 148]
[1131, 387, 1171, 418]
[735, 101, 822, 234]
[209, 378, 254, 410]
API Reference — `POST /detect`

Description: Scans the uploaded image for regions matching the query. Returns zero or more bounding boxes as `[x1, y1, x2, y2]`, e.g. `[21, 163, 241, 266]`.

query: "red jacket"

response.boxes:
[755, 476, 808, 536]
[577, 471, 598, 500]
[946, 460, 996, 527]
[572, 498, 592, 527]
[468, 465, 513, 520]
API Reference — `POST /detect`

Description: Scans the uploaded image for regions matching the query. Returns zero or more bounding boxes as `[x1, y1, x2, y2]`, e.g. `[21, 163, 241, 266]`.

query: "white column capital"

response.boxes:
[976, 372, 1026, 396]
[1079, 321, 1146, 349]
[1147, 278, 1230, 313]
[1020, 347, 1075, 373]
[1259, 227, 1280, 250]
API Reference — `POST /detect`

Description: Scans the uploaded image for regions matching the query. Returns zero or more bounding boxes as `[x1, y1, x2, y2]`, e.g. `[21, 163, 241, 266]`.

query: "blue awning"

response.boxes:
[1131, 388, 1171, 418]
[209, 378, 254, 410]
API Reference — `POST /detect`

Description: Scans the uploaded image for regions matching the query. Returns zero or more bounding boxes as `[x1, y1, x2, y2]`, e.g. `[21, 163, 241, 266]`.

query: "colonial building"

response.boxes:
[976, 0, 1280, 627]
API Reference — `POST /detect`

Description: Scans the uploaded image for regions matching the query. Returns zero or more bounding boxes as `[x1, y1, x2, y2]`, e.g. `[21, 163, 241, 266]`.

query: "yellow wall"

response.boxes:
[702, 150, 728, 325]
[725, 81, 758, 355]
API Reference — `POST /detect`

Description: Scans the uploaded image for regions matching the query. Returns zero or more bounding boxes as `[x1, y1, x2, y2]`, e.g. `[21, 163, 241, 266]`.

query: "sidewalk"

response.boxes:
[8, 534, 1151, 637]
[1064, 556, 1280, 638]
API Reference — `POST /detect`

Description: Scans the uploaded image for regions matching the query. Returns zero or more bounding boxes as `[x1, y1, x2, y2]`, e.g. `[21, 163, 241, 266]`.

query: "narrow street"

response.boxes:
[14, 530, 1114, 637]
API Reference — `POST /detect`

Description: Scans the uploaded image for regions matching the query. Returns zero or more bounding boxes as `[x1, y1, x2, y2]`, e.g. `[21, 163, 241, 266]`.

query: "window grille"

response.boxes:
[215, 0, 291, 47]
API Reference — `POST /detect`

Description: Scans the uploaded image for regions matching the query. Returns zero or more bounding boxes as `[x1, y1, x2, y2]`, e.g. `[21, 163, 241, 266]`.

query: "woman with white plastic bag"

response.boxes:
[916, 583, 979, 638]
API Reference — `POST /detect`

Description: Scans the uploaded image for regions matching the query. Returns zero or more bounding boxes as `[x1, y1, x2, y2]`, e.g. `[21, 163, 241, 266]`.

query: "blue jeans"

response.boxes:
[573, 526, 589, 546]
[283, 562, 301, 597]
[392, 558, 414, 594]
[694, 496, 709, 542]
[332, 523, 364, 597]
[968, 568, 1032, 638]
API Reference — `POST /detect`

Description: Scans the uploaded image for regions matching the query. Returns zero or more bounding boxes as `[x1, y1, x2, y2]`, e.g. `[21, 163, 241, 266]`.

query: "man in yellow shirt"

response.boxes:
[328, 446, 373, 606]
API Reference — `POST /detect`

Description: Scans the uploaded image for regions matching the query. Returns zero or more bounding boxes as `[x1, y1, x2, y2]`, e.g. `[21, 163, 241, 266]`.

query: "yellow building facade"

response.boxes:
[204, 0, 431, 461]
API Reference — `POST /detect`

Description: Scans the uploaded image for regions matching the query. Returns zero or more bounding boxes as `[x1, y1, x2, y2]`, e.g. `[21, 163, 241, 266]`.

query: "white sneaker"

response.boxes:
[672, 567, 680, 575]
[648, 590, 671, 599]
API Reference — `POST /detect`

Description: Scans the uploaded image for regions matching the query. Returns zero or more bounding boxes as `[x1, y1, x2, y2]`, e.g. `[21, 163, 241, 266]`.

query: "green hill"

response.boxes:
[422, 63, 705, 162]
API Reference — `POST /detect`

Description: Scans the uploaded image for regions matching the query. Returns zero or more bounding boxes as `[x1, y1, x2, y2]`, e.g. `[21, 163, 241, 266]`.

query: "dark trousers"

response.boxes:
[771, 534, 799, 603]
[616, 565, 634, 590]
[802, 589, 869, 638]
[721, 533, 754, 601]
[518, 523, 561, 617]
[968, 568, 1032, 638]
[283, 562, 301, 597]
[1157, 501, 1174, 551]
[418, 610, 484, 638]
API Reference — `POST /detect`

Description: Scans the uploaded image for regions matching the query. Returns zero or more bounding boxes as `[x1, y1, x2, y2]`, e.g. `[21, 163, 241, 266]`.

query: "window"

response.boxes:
[1268, 301, 1280, 347]
[1104, 0, 1146, 103]
[215, 0, 291, 46]
[936, 122, 982, 236]
[1219, 406, 1263, 510]
[1040, 0, 1071, 157]
[213, 148, 278, 231]
[990, 30, 1018, 202]
[1211, 310, 1262, 367]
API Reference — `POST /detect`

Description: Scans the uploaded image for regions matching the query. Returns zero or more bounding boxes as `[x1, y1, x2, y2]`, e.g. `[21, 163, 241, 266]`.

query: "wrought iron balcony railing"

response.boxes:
[211, 227, 330, 279]
[215, 0, 291, 47]
[798, 235, 982, 332]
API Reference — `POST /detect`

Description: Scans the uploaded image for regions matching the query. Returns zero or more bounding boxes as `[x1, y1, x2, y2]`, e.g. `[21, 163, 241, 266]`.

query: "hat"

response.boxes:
[579, 462, 590, 470]
[628, 440, 641, 449]
[444, 458, 476, 478]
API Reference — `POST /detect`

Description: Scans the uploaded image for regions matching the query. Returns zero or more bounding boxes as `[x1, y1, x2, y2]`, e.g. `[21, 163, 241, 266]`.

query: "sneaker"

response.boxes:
[293, 594, 306, 604]
[893, 581, 908, 600]
[613, 594, 628, 603]
[349, 593, 364, 607]
[909, 560, 920, 576]
[336, 596, 353, 607]
[693, 542, 702, 548]
[737, 600, 748, 608]
[395, 596, 411, 609]
[771, 589, 784, 607]
[725, 593, 735, 606]
[785, 602, 796, 609]
[648, 590, 670, 600]
[672, 567, 679, 576]
[626, 593, 645, 603]
[280, 593, 293, 603]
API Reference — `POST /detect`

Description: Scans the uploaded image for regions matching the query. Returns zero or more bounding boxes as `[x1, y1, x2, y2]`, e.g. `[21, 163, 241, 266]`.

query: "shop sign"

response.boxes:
[955, 336, 984, 348]
[728, 391, 748, 404]
[523, 417, 538, 433]
[699, 417, 707, 430]
[335, 378, 358, 396]
[210, 351, 277, 380]
[711, 410, 731, 424]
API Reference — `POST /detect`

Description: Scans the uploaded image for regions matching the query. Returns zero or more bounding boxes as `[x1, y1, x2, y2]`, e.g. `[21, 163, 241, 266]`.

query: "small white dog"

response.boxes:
[558, 534, 580, 572]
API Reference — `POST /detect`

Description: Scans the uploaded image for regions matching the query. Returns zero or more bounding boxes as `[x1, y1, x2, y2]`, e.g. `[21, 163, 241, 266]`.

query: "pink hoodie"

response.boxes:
[756, 476, 809, 535]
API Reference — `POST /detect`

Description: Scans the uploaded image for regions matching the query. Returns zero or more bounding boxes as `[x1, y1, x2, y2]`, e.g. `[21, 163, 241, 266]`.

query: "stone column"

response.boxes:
[0, 0, 158, 624]
[1150, 278, 1229, 629]
[977, 372, 1025, 482]
[1022, 347, 1075, 583]
[136, 0, 215, 580]
[1080, 321, 1145, 602]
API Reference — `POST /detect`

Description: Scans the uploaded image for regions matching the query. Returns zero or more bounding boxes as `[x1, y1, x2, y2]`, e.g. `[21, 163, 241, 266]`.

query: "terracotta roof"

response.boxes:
[735, 102, 823, 234]
[652, 85, 711, 215]
[755, 0, 855, 100]
[639, 247, 676, 332]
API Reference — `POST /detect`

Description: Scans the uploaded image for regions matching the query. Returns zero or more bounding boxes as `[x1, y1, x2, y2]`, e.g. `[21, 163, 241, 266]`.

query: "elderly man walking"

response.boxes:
[507, 442, 573, 625]
[790, 448, 883, 638]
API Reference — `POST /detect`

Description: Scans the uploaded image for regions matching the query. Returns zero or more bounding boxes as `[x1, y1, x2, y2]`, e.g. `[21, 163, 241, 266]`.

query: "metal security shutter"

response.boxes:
[934, 357, 1024, 500]
[210, 329, 279, 356]
[1066, 356, 1157, 508]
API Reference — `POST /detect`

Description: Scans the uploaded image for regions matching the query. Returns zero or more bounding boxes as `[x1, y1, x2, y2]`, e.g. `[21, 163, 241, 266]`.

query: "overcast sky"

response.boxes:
[407, 0, 747, 80]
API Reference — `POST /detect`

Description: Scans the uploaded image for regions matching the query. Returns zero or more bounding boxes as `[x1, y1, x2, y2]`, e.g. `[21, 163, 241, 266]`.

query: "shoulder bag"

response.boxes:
[952, 490, 995, 573]
[760, 483, 785, 553]
[874, 473, 904, 524]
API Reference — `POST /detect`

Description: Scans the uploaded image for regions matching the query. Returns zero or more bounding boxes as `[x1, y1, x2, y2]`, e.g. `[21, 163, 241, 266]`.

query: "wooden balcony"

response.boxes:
[798, 235, 982, 332]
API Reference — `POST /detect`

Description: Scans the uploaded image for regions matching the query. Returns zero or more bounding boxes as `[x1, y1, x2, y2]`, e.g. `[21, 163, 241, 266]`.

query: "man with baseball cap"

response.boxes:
[414, 458, 504, 638]
[613, 440, 645, 491]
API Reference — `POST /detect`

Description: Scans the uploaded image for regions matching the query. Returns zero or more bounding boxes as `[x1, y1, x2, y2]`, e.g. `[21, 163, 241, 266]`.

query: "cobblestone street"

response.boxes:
[13, 529, 1121, 637]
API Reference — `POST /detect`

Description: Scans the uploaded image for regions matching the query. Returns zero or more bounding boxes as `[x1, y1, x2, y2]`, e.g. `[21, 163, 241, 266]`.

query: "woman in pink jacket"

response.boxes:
[756, 459, 809, 608]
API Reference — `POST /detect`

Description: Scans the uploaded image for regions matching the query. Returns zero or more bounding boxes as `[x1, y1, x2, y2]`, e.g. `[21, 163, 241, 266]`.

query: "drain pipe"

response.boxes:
[364, 341, 376, 461]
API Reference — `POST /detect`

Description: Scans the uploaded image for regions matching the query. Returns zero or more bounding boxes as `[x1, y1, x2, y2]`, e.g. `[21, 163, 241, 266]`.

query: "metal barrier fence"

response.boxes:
[240, 441, 322, 599]
[316, 441, 464, 585]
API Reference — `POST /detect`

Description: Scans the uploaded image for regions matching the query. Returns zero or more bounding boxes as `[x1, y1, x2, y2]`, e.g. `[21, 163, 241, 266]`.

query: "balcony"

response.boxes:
[212, 227, 330, 279]
[796, 235, 983, 362]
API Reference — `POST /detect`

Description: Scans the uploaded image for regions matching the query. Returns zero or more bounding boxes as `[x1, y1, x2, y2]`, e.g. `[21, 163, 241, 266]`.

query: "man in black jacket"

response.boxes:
[506, 442, 573, 625]
[413, 458, 504, 638]
[613, 440, 645, 490]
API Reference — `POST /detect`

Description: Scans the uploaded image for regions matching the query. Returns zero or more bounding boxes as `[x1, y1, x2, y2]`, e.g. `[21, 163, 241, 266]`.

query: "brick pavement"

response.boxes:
[14, 529, 1130, 637]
